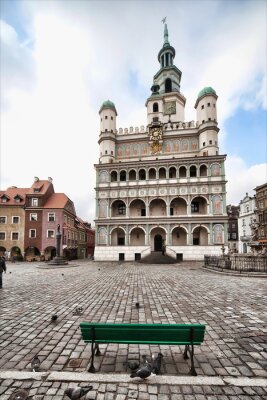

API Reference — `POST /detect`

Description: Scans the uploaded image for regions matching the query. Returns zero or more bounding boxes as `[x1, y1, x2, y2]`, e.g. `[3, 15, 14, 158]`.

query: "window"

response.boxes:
[0, 232, 6, 240]
[29, 229, 36, 238]
[165, 78, 172, 93]
[201, 105, 204, 109]
[118, 237, 125, 245]
[111, 116, 113, 120]
[0, 217, 7, 224]
[48, 213, 55, 222]
[15, 197, 21, 203]
[105, 116, 108, 119]
[153, 102, 159, 112]
[30, 213, 37, 221]
[191, 202, 199, 213]
[232, 223, 235, 229]
[232, 233, 237, 239]
[202, 120, 205, 123]
[47, 230, 55, 238]
[207, 102, 210, 107]
[203, 142, 205, 146]
[209, 140, 212, 144]
[12, 216, 19, 224]
[118, 204, 126, 215]
[34, 188, 40, 193]
[105, 150, 108, 154]
[170, 207, 174, 216]
[31, 198, 38, 206]
[141, 208, 146, 216]
[12, 232, 19, 240]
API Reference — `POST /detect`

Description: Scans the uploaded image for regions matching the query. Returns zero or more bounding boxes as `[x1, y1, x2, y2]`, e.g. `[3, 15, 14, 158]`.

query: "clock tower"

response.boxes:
[146, 22, 186, 126]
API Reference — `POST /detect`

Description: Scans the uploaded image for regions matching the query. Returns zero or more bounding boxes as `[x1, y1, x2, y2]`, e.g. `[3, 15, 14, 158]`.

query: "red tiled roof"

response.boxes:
[43, 193, 69, 209]
[28, 180, 53, 194]
[0, 187, 28, 205]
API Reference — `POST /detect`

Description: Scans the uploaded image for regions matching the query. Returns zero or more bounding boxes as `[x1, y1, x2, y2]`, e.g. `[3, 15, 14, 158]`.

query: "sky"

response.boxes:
[0, 0, 266, 223]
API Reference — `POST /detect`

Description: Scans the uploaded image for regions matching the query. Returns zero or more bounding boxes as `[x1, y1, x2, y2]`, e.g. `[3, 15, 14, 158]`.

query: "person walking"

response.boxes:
[0, 256, 7, 288]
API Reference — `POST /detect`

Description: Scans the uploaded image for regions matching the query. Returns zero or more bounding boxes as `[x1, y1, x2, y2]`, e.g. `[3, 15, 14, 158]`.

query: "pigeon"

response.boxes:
[51, 314, 58, 322]
[128, 360, 139, 371]
[31, 355, 41, 372]
[152, 352, 163, 375]
[76, 306, 83, 315]
[64, 385, 93, 400]
[130, 362, 152, 379]
[10, 388, 29, 400]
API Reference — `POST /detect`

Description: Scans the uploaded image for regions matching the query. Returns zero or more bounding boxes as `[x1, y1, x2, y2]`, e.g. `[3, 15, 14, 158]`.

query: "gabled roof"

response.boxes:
[0, 188, 28, 205]
[43, 193, 69, 209]
[28, 180, 53, 194]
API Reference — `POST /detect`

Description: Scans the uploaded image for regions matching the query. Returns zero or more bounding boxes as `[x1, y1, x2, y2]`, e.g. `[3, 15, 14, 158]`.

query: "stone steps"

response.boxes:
[141, 251, 177, 264]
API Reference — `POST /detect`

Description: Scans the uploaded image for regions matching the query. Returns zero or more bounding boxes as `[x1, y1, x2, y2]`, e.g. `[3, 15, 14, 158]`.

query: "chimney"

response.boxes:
[48, 177, 53, 183]
[34, 177, 39, 182]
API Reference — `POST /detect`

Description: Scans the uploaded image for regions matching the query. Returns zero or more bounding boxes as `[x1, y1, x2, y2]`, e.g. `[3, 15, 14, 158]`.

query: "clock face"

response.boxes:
[149, 127, 162, 141]
[164, 101, 176, 115]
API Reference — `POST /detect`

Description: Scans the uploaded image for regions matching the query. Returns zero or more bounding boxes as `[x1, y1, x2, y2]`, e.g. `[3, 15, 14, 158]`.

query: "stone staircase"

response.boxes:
[140, 251, 177, 264]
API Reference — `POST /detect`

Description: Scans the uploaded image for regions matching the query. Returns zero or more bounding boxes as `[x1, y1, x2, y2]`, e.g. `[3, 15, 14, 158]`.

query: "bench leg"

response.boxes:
[88, 341, 96, 373]
[189, 344, 197, 376]
[183, 345, 189, 360]
[95, 343, 101, 356]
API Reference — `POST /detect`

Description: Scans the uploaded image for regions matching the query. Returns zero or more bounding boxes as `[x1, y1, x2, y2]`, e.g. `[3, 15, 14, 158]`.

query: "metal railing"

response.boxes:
[204, 255, 267, 273]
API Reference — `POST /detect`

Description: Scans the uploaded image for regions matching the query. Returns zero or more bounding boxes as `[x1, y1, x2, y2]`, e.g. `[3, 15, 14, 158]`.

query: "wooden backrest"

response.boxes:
[80, 322, 205, 345]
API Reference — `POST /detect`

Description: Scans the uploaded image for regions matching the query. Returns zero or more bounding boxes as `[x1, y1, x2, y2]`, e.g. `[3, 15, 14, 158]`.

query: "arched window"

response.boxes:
[153, 103, 159, 112]
[165, 78, 172, 93]
[190, 166, 197, 177]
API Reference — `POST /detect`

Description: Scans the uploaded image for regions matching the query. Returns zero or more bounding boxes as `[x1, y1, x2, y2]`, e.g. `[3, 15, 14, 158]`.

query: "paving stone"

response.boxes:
[0, 261, 266, 398]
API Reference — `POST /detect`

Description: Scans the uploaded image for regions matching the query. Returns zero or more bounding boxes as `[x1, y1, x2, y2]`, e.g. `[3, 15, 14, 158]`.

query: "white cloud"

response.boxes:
[0, 0, 266, 222]
[225, 156, 267, 205]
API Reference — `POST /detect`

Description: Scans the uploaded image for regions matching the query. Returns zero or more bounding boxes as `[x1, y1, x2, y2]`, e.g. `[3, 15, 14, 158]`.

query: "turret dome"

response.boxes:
[197, 87, 216, 99]
[99, 100, 117, 115]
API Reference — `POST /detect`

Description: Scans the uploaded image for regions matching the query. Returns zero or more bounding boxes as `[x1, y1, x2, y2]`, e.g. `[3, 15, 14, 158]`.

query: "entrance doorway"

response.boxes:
[154, 234, 163, 251]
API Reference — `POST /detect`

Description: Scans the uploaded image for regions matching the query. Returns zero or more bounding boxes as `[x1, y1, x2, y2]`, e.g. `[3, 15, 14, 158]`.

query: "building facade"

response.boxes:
[238, 193, 256, 253]
[94, 24, 228, 261]
[226, 205, 239, 253]
[253, 183, 267, 253]
[0, 177, 95, 261]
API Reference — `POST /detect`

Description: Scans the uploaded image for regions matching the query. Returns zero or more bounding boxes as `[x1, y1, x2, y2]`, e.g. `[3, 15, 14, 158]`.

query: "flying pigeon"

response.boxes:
[64, 385, 93, 400]
[130, 362, 152, 379]
[31, 355, 41, 372]
[51, 314, 58, 322]
[152, 352, 163, 375]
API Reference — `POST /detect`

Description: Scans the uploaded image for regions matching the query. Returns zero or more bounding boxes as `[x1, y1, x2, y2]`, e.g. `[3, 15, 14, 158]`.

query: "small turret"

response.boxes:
[195, 87, 219, 156]
[99, 100, 117, 163]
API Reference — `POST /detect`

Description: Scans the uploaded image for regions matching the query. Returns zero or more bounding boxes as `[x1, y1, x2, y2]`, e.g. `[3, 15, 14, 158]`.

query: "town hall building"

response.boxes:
[94, 23, 228, 261]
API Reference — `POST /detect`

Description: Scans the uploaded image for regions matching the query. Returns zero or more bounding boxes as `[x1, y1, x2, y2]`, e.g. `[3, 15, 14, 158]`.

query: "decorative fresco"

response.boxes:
[98, 227, 107, 245]
[99, 200, 108, 218]
[212, 195, 222, 214]
[116, 139, 199, 157]
[211, 163, 220, 176]
[213, 224, 223, 243]
[99, 170, 108, 183]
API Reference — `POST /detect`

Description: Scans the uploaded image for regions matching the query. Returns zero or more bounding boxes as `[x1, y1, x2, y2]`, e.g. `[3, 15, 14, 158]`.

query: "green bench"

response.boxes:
[80, 322, 206, 376]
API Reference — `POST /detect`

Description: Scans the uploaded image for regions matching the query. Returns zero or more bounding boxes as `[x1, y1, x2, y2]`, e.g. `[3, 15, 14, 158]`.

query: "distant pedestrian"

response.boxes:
[0, 256, 7, 288]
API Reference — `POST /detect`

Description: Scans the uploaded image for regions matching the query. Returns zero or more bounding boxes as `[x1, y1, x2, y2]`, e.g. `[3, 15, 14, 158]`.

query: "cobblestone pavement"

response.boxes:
[0, 260, 266, 399]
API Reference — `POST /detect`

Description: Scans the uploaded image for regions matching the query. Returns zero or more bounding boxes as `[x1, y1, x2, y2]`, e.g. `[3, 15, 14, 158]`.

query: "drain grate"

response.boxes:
[66, 358, 83, 368]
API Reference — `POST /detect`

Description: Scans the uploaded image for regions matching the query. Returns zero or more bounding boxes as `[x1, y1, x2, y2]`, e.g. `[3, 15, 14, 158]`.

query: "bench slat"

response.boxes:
[80, 322, 205, 345]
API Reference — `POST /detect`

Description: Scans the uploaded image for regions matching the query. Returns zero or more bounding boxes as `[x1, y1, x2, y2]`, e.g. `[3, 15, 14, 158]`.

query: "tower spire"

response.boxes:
[164, 22, 169, 47]
[161, 17, 169, 47]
